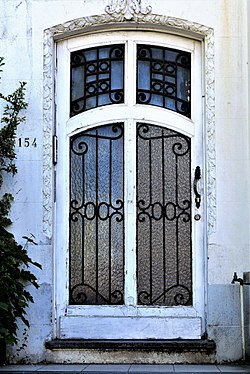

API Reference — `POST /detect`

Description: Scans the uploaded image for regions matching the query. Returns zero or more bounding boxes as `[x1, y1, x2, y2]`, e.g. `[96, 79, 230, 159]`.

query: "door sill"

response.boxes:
[45, 338, 216, 353]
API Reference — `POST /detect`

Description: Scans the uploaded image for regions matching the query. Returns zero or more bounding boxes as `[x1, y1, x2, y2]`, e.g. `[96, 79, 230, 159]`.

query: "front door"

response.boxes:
[55, 30, 204, 339]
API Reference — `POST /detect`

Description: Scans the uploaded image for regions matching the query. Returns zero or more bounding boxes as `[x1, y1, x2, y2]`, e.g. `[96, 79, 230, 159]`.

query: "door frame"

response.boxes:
[54, 30, 206, 340]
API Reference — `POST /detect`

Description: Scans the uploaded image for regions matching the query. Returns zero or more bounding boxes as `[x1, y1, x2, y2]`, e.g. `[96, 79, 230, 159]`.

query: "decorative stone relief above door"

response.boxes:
[105, 0, 152, 20]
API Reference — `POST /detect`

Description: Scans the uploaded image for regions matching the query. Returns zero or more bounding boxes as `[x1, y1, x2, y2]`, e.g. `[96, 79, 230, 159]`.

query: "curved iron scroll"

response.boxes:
[138, 285, 191, 306]
[71, 283, 123, 305]
[69, 124, 124, 305]
[137, 123, 192, 306]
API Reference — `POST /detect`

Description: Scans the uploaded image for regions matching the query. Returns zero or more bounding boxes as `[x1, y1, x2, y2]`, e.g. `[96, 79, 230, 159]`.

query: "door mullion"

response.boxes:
[124, 119, 137, 306]
[126, 39, 136, 106]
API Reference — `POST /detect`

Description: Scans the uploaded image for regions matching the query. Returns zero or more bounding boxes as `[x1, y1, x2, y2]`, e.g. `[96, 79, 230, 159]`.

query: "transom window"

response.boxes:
[137, 45, 191, 117]
[70, 44, 191, 117]
[70, 45, 125, 116]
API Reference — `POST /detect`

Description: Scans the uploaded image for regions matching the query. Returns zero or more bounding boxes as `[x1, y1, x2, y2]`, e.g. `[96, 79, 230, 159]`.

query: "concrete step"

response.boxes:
[45, 339, 216, 364]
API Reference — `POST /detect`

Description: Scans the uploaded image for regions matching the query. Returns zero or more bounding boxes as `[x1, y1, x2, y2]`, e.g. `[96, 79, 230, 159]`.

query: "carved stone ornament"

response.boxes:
[105, 0, 152, 21]
[43, 6, 215, 238]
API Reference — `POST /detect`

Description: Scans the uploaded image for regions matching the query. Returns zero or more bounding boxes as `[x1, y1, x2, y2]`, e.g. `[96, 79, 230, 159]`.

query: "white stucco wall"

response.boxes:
[0, 0, 249, 363]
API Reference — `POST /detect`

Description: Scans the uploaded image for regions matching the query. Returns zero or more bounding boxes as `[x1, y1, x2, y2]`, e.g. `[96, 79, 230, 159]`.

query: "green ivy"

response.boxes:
[0, 57, 41, 346]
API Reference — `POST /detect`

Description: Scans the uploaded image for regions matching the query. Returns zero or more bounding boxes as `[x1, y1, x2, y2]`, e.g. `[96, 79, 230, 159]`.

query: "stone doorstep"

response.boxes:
[45, 339, 216, 353]
[44, 339, 217, 365]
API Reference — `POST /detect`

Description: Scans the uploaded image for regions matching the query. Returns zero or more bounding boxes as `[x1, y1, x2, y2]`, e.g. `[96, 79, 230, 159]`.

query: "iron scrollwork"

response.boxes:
[137, 123, 192, 306]
[138, 285, 191, 306]
[71, 283, 123, 305]
[71, 45, 125, 116]
[69, 124, 124, 305]
[137, 45, 191, 118]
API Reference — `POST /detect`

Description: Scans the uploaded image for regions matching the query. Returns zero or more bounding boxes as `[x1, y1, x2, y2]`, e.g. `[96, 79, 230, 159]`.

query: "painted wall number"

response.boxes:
[18, 138, 37, 148]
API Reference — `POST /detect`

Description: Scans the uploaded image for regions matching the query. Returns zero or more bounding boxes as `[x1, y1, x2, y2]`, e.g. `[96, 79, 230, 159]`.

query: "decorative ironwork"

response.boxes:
[70, 45, 124, 116]
[137, 45, 191, 118]
[136, 123, 192, 306]
[69, 124, 124, 305]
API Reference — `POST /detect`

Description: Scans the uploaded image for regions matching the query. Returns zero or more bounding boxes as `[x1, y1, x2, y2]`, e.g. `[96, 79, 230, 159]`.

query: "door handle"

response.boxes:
[194, 166, 201, 209]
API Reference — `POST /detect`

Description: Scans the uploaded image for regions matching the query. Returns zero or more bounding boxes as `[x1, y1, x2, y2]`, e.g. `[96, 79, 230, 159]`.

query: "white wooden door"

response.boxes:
[55, 31, 205, 339]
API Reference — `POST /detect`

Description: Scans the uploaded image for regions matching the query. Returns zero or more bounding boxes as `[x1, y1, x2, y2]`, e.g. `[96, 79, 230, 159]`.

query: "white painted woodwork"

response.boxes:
[55, 31, 204, 340]
[59, 316, 202, 339]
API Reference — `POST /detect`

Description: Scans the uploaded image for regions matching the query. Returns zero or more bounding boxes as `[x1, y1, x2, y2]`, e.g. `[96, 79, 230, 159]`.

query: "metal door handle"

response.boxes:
[194, 166, 201, 209]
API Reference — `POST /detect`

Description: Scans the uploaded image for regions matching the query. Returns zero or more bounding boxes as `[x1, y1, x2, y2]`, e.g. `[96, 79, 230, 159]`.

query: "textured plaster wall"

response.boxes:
[0, 0, 249, 363]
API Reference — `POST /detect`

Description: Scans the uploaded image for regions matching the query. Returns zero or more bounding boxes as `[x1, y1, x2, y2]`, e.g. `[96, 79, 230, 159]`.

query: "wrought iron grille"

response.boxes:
[137, 45, 191, 118]
[70, 45, 125, 116]
[69, 124, 124, 305]
[136, 123, 192, 306]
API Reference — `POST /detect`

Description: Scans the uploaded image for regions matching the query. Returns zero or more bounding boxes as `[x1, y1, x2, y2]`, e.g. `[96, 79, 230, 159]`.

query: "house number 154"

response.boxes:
[18, 138, 37, 148]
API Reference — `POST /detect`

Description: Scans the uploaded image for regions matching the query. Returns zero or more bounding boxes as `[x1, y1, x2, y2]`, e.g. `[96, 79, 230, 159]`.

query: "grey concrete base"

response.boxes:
[44, 339, 216, 364]
[44, 349, 216, 365]
[207, 284, 243, 362]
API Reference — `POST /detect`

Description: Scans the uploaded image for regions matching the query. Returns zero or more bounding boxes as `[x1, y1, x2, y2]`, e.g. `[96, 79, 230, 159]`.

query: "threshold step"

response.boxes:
[45, 339, 216, 353]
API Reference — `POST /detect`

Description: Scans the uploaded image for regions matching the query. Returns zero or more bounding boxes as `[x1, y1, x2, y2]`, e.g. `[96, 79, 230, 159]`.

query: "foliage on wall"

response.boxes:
[0, 57, 41, 347]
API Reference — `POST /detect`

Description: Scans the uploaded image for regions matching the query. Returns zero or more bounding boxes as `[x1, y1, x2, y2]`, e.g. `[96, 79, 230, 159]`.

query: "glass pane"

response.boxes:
[136, 123, 192, 306]
[137, 45, 191, 118]
[69, 124, 124, 305]
[71, 45, 125, 116]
